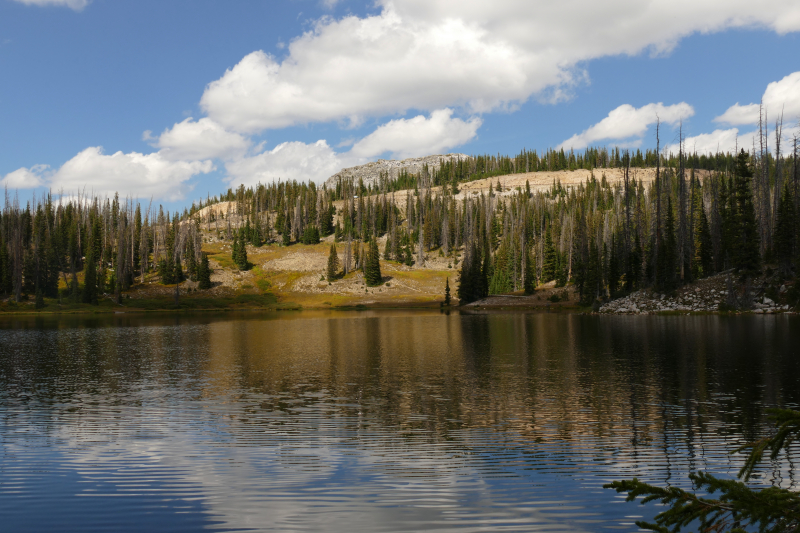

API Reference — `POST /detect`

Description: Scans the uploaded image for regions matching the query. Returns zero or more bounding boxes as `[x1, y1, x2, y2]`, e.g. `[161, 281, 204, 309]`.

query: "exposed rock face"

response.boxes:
[323, 154, 469, 190]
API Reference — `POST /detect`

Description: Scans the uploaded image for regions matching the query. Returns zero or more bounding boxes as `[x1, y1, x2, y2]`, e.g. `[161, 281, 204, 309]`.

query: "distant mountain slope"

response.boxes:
[323, 153, 468, 189]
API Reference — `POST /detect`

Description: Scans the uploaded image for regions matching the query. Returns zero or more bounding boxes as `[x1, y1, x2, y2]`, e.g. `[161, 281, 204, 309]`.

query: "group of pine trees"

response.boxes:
[3, 122, 799, 309]
[0, 191, 212, 306]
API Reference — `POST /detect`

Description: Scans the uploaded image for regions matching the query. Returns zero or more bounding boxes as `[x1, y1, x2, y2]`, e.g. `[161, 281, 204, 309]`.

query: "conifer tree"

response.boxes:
[197, 253, 212, 289]
[444, 277, 451, 305]
[695, 204, 714, 279]
[0, 241, 12, 295]
[185, 238, 197, 281]
[364, 238, 382, 286]
[774, 183, 795, 273]
[542, 226, 558, 282]
[174, 256, 185, 284]
[489, 244, 512, 294]
[607, 408, 800, 532]
[326, 244, 340, 282]
[656, 197, 678, 293]
[524, 247, 536, 294]
[732, 149, 761, 274]
[82, 249, 98, 305]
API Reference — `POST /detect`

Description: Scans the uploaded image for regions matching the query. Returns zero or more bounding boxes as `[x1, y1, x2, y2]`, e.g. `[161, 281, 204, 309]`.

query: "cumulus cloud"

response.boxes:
[223, 109, 481, 186]
[12, 0, 89, 11]
[200, 0, 800, 134]
[153, 118, 251, 161]
[1, 165, 49, 189]
[224, 141, 343, 188]
[715, 71, 800, 126]
[559, 102, 694, 150]
[683, 128, 744, 154]
[350, 109, 481, 159]
[47, 147, 214, 200]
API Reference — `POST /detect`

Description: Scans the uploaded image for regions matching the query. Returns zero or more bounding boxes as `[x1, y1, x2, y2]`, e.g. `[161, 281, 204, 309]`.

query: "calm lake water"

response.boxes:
[1, 311, 798, 532]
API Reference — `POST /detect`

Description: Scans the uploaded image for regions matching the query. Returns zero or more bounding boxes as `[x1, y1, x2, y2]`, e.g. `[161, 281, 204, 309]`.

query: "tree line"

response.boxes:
[2, 127, 798, 308]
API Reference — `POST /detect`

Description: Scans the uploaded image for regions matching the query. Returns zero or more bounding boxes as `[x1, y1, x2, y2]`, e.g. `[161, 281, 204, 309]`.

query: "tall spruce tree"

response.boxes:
[542, 225, 558, 282]
[326, 244, 340, 282]
[82, 249, 98, 305]
[523, 247, 536, 294]
[364, 238, 382, 286]
[732, 149, 761, 274]
[774, 183, 795, 274]
[197, 253, 212, 289]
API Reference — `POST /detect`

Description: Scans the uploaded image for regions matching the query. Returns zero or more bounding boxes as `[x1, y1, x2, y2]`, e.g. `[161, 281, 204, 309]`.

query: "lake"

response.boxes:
[1, 311, 798, 532]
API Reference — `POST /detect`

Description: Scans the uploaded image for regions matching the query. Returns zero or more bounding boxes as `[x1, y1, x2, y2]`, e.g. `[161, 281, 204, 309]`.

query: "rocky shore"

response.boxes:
[600, 272, 795, 314]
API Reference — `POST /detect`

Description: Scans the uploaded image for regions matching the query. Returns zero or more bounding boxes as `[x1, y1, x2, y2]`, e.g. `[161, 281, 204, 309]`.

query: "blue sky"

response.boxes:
[1, 0, 799, 210]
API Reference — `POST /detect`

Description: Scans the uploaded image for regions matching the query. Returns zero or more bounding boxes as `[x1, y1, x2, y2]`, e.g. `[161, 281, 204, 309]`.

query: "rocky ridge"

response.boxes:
[323, 154, 469, 189]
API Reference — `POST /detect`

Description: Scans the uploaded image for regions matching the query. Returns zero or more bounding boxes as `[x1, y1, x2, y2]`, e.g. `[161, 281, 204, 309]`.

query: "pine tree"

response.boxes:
[82, 249, 98, 305]
[444, 277, 451, 306]
[326, 244, 340, 282]
[282, 219, 291, 246]
[234, 230, 249, 270]
[174, 256, 185, 284]
[489, 244, 512, 294]
[655, 196, 678, 293]
[774, 183, 795, 273]
[364, 238, 382, 286]
[607, 408, 800, 532]
[197, 253, 212, 289]
[732, 149, 761, 274]
[185, 238, 197, 281]
[542, 226, 558, 282]
[0, 241, 12, 295]
[695, 204, 714, 279]
[523, 247, 536, 294]
[457, 246, 476, 304]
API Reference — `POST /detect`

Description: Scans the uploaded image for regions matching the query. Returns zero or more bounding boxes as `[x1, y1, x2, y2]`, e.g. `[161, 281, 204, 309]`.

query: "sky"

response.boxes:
[1, 0, 799, 211]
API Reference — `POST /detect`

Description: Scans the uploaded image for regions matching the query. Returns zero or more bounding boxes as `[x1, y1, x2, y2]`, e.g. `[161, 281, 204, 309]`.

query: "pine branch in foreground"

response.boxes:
[604, 409, 800, 533]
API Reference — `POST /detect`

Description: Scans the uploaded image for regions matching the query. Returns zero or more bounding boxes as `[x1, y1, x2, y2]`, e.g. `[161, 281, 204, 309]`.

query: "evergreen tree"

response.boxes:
[542, 226, 558, 282]
[731, 150, 761, 274]
[185, 238, 197, 281]
[0, 241, 12, 295]
[523, 247, 536, 294]
[695, 203, 714, 279]
[582, 242, 601, 306]
[774, 183, 795, 273]
[444, 277, 451, 306]
[607, 408, 800, 533]
[489, 244, 512, 294]
[655, 197, 678, 293]
[197, 253, 212, 289]
[608, 239, 620, 297]
[82, 249, 98, 305]
[326, 244, 340, 282]
[364, 238, 382, 286]
[282, 219, 291, 246]
[174, 256, 185, 284]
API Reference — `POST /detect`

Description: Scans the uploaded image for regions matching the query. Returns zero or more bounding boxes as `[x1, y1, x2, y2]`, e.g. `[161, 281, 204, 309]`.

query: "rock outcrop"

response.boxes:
[323, 154, 469, 190]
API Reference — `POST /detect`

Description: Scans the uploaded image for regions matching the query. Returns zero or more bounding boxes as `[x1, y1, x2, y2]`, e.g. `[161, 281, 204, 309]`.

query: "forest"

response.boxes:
[1, 121, 798, 310]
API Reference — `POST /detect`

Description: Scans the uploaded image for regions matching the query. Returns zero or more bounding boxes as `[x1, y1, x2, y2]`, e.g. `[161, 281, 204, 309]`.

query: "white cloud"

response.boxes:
[350, 109, 481, 159]
[1, 165, 49, 189]
[559, 102, 694, 150]
[12, 0, 89, 11]
[153, 118, 251, 161]
[200, 0, 800, 134]
[683, 128, 745, 154]
[48, 147, 214, 201]
[224, 140, 343, 188]
[715, 71, 800, 126]
[223, 109, 481, 186]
